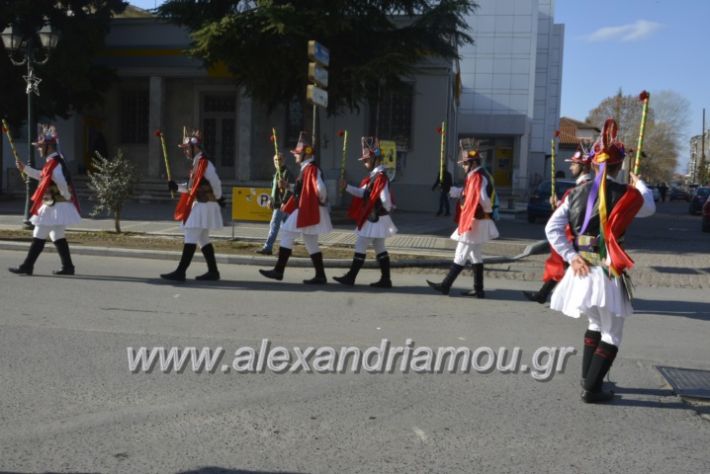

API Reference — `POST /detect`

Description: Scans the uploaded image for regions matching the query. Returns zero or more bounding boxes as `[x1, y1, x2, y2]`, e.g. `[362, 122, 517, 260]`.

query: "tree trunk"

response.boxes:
[114, 206, 121, 233]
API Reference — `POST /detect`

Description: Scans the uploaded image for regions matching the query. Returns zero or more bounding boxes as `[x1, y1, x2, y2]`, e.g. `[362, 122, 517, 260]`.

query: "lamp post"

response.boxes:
[1, 20, 60, 227]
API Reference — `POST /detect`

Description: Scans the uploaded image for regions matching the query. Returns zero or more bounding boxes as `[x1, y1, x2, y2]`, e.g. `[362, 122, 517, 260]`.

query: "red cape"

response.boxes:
[347, 172, 388, 230]
[456, 171, 483, 234]
[542, 186, 576, 282]
[281, 163, 320, 228]
[30, 157, 81, 216]
[174, 157, 208, 223]
[605, 185, 644, 275]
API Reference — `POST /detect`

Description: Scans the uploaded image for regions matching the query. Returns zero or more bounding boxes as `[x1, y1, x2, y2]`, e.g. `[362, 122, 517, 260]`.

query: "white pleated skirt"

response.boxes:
[181, 202, 223, 230]
[356, 215, 398, 239]
[550, 266, 634, 319]
[30, 202, 81, 227]
[451, 219, 499, 244]
[282, 206, 333, 235]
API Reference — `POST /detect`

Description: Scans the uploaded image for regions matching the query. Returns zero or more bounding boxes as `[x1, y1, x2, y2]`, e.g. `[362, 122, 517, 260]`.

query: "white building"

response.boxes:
[457, 0, 563, 196]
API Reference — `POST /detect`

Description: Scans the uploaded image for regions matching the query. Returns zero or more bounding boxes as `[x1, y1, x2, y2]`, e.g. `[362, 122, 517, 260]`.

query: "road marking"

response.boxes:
[413, 426, 429, 444]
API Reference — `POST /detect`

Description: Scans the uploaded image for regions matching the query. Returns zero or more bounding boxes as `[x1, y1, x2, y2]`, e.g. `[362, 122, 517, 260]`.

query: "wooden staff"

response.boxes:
[271, 127, 281, 181]
[634, 90, 650, 175]
[338, 129, 348, 201]
[155, 129, 174, 198]
[439, 121, 446, 184]
[551, 130, 559, 199]
[1, 119, 28, 181]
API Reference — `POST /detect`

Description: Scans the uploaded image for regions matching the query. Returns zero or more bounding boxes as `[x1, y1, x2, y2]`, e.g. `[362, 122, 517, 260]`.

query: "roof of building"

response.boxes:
[558, 116, 600, 146]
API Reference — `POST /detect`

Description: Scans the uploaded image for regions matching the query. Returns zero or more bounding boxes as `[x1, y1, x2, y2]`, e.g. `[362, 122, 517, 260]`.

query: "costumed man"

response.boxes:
[259, 131, 333, 284]
[426, 139, 499, 297]
[10, 124, 81, 276]
[545, 119, 655, 403]
[334, 137, 398, 288]
[257, 152, 293, 255]
[161, 129, 225, 282]
[523, 146, 594, 303]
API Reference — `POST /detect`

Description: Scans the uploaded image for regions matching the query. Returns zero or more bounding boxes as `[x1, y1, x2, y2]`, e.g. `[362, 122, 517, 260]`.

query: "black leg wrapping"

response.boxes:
[259, 246, 292, 281]
[427, 263, 464, 295]
[333, 253, 365, 286]
[9, 238, 46, 275]
[370, 251, 392, 288]
[52, 238, 75, 275]
[523, 280, 557, 303]
[196, 244, 220, 281]
[160, 243, 196, 281]
[582, 330, 602, 381]
[582, 341, 618, 403]
[461, 263, 485, 298]
[304, 252, 327, 284]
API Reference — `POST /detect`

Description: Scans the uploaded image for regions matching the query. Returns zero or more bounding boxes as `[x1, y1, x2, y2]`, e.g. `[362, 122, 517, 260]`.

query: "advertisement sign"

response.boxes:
[231, 187, 272, 222]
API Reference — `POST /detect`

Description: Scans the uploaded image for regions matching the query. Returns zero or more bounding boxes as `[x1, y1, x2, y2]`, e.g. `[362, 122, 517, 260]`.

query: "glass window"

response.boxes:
[119, 90, 149, 144]
[369, 83, 414, 150]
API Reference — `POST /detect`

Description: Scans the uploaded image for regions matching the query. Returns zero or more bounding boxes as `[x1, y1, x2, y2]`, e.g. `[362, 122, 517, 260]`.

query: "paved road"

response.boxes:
[1, 251, 709, 473]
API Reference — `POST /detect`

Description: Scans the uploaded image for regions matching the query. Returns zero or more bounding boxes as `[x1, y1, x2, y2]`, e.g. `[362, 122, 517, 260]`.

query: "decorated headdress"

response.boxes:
[359, 136, 382, 161]
[291, 131, 314, 156]
[565, 141, 593, 165]
[578, 118, 630, 278]
[32, 124, 58, 146]
[457, 138, 481, 164]
[591, 119, 626, 165]
[178, 128, 202, 148]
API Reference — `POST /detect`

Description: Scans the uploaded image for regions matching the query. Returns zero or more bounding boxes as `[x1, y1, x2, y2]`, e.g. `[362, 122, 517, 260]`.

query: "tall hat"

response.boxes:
[359, 136, 382, 161]
[178, 128, 202, 148]
[32, 124, 58, 146]
[457, 138, 481, 164]
[591, 119, 626, 165]
[565, 142, 593, 165]
[291, 131, 314, 156]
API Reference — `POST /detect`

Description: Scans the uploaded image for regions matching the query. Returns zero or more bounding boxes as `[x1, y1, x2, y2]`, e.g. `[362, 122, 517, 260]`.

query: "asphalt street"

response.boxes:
[1, 250, 709, 473]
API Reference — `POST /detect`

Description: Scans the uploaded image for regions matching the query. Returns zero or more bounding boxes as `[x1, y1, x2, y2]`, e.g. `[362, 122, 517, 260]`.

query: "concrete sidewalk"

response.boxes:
[0, 197, 536, 259]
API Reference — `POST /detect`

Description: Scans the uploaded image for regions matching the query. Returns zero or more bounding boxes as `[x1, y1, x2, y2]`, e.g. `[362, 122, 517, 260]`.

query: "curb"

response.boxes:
[0, 239, 548, 269]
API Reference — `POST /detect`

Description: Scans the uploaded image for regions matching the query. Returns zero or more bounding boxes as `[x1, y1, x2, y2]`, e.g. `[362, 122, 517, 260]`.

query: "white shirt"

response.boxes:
[448, 167, 493, 213]
[177, 152, 222, 199]
[345, 165, 393, 211]
[23, 153, 72, 201]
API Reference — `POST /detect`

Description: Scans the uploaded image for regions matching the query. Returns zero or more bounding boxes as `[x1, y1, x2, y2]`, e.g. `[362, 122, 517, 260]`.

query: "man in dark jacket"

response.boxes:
[432, 169, 453, 216]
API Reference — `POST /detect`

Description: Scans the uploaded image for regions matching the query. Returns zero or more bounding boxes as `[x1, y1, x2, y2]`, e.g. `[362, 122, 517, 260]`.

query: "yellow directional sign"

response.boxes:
[231, 186, 272, 222]
[379, 140, 397, 180]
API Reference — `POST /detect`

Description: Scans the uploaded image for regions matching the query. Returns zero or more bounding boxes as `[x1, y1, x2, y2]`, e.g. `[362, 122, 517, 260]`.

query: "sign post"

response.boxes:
[307, 40, 329, 146]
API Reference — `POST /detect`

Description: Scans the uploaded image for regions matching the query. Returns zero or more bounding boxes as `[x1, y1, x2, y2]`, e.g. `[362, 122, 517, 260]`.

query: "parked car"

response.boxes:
[649, 186, 661, 202]
[689, 187, 710, 215]
[527, 179, 577, 223]
[669, 187, 690, 201]
[703, 195, 710, 233]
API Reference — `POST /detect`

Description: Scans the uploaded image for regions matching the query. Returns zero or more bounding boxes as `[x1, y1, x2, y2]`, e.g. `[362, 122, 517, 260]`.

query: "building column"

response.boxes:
[237, 86, 252, 180]
[148, 76, 164, 178]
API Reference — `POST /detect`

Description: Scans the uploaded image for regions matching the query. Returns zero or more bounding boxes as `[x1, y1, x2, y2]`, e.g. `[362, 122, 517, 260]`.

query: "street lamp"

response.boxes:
[1, 20, 60, 226]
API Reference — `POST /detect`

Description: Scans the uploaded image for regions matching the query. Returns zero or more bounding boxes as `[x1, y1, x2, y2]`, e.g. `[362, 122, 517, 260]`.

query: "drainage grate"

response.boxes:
[657, 366, 710, 400]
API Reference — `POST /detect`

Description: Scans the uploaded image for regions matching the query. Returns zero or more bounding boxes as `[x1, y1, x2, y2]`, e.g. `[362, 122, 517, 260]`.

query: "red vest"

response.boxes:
[347, 172, 389, 230]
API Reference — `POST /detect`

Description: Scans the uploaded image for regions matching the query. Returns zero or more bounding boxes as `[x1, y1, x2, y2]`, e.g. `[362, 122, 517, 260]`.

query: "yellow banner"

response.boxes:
[231, 187, 273, 222]
[379, 140, 397, 178]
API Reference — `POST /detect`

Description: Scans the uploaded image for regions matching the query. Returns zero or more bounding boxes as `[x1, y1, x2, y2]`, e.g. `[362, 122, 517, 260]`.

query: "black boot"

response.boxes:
[161, 243, 196, 282]
[523, 280, 557, 304]
[333, 253, 365, 286]
[582, 341, 618, 403]
[426, 263, 464, 295]
[581, 330, 602, 386]
[196, 243, 220, 281]
[52, 238, 75, 275]
[370, 251, 392, 288]
[9, 238, 46, 276]
[462, 263, 485, 298]
[259, 246, 292, 281]
[304, 252, 327, 285]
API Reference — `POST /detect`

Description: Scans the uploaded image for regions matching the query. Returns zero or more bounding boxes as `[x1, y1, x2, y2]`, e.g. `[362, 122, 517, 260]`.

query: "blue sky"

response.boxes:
[556, 0, 709, 172]
[129, 0, 707, 171]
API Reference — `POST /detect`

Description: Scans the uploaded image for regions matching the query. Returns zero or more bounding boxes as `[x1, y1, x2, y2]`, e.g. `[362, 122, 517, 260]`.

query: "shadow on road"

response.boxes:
[633, 298, 710, 322]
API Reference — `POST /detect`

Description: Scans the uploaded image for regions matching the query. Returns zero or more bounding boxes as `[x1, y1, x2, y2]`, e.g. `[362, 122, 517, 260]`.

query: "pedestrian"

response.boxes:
[259, 131, 332, 284]
[426, 138, 499, 297]
[523, 146, 593, 303]
[161, 129, 225, 282]
[256, 152, 293, 255]
[9, 124, 81, 276]
[658, 182, 668, 202]
[333, 137, 398, 288]
[545, 119, 655, 403]
[431, 169, 453, 216]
